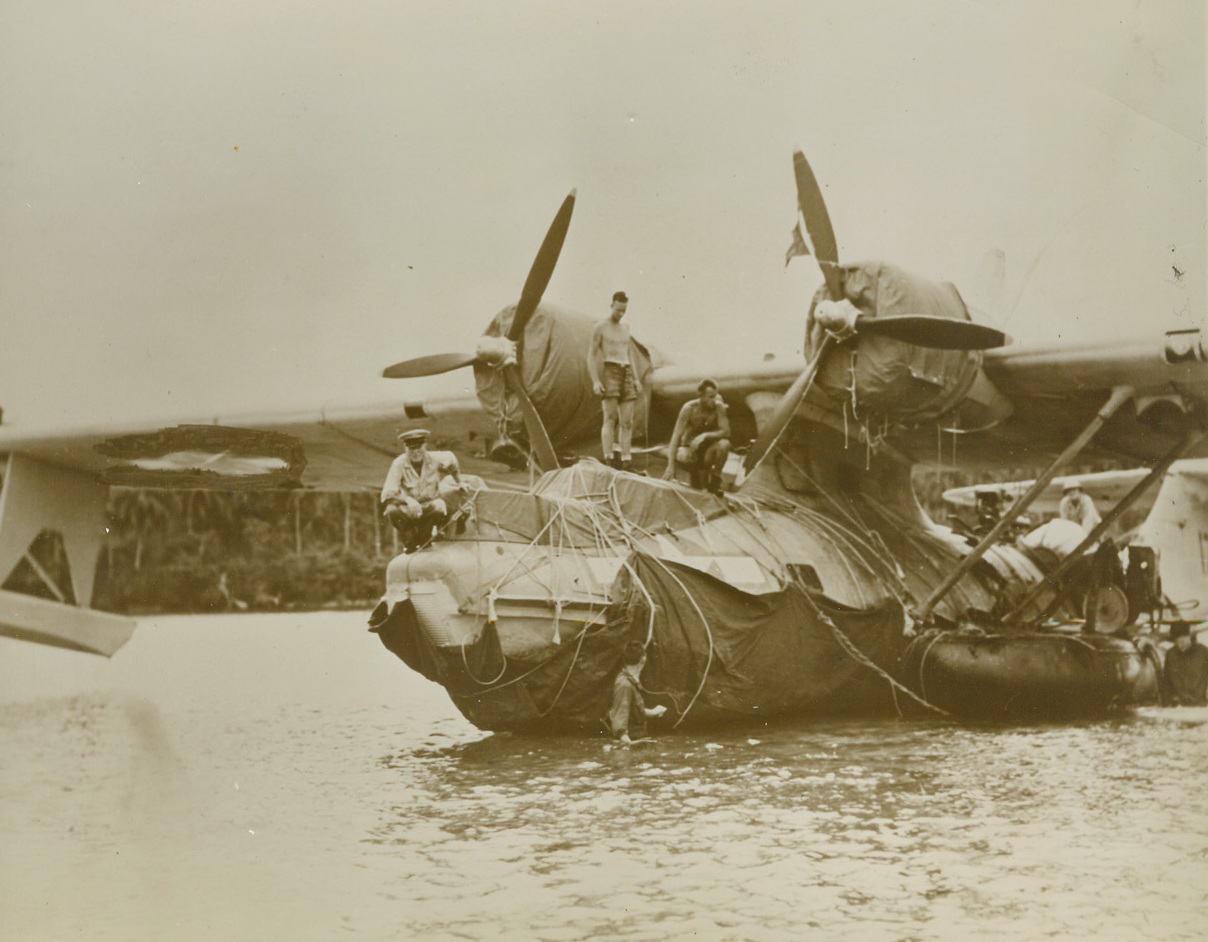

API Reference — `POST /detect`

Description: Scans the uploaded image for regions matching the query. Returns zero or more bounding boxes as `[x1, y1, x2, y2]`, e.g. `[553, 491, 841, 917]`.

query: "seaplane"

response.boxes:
[1, 151, 1205, 729]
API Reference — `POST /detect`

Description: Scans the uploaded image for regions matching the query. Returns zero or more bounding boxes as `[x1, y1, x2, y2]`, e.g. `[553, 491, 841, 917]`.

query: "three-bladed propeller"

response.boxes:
[384, 152, 1009, 479]
[382, 191, 577, 470]
[744, 151, 1009, 475]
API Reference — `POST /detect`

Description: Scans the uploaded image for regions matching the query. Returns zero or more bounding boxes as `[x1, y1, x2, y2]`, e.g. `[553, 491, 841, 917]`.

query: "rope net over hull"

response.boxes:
[372, 525, 910, 734]
[368, 462, 1132, 732]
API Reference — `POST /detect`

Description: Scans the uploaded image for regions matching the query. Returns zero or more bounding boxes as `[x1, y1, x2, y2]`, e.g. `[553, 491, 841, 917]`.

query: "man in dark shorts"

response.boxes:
[663, 379, 731, 495]
[588, 291, 641, 470]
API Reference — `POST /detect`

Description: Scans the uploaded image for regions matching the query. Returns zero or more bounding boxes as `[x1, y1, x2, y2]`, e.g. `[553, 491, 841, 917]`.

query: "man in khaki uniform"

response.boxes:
[381, 429, 466, 552]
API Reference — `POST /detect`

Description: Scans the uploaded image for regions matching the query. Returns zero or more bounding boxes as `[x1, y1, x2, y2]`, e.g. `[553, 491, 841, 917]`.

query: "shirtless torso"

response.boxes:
[591, 317, 631, 370]
[588, 299, 635, 392]
[588, 295, 641, 468]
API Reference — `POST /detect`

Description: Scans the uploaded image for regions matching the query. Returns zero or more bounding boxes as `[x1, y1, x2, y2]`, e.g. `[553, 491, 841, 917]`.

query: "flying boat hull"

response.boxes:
[364, 463, 1114, 733]
[369, 553, 909, 733]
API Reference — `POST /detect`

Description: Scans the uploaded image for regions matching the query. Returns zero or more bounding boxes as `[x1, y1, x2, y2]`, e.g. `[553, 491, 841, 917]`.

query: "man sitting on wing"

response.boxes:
[663, 378, 731, 495]
[381, 429, 467, 552]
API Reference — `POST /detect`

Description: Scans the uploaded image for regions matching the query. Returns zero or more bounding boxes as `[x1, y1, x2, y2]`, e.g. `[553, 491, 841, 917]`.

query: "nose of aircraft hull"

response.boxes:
[377, 544, 482, 648]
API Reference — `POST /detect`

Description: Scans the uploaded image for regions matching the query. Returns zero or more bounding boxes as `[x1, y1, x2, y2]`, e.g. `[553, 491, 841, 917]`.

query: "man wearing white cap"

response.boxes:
[1058, 479, 1102, 533]
[381, 429, 466, 551]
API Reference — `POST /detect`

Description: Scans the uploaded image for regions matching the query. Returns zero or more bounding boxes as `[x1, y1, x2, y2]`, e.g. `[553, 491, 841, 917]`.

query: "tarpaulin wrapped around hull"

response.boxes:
[370, 598, 634, 732]
[370, 551, 909, 733]
[618, 554, 908, 724]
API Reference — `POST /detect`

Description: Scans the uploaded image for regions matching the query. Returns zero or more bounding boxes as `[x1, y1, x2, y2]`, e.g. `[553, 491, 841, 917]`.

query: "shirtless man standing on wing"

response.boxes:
[588, 290, 642, 471]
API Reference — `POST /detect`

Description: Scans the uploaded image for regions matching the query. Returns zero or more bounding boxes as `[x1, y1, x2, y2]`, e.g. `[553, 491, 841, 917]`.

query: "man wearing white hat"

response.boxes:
[381, 429, 466, 551]
[1058, 479, 1102, 533]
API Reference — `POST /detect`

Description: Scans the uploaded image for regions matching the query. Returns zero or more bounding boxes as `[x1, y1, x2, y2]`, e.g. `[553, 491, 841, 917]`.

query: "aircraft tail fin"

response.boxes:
[1138, 460, 1208, 620]
[0, 454, 134, 656]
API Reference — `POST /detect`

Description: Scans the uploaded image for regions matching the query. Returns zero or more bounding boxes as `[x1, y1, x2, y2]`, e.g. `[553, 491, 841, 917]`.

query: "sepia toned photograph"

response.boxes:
[1, 1, 1205, 940]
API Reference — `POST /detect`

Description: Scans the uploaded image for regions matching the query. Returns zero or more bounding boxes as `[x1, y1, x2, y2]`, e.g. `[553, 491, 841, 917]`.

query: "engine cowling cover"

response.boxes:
[805, 260, 995, 428]
[473, 303, 656, 456]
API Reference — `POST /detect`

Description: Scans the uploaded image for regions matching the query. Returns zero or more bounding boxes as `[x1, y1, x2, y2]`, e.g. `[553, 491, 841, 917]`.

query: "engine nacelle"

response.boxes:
[805, 260, 1011, 431]
[472, 304, 657, 463]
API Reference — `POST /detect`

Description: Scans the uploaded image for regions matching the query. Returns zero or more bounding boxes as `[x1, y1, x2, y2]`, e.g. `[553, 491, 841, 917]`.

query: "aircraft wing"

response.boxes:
[3, 331, 1202, 496]
[894, 330, 1208, 469]
[0, 385, 528, 655]
[0, 390, 531, 493]
[943, 467, 1151, 515]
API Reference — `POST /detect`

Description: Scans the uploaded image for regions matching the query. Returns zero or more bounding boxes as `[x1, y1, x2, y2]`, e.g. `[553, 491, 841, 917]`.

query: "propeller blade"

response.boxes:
[508, 189, 577, 343]
[496, 190, 576, 471]
[502, 363, 560, 471]
[792, 150, 843, 300]
[743, 333, 837, 475]
[857, 315, 1009, 350]
[382, 352, 478, 379]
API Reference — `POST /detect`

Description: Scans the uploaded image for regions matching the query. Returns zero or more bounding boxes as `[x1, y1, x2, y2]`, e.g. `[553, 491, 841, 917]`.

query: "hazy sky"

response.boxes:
[1, 0, 1204, 428]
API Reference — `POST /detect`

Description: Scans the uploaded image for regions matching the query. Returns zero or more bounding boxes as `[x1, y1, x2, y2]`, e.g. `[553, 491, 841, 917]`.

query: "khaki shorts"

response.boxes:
[602, 362, 637, 401]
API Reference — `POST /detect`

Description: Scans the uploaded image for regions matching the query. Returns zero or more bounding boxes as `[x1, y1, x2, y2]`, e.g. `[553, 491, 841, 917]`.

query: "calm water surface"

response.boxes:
[1, 612, 1205, 941]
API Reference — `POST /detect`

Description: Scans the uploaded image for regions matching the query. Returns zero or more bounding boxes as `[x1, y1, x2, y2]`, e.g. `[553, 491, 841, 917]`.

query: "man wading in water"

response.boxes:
[1164, 622, 1208, 706]
[609, 642, 667, 744]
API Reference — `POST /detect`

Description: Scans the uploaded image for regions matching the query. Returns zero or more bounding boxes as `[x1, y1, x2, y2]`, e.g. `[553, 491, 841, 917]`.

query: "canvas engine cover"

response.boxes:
[806, 261, 983, 426]
[473, 303, 655, 453]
